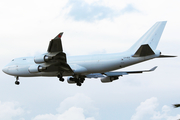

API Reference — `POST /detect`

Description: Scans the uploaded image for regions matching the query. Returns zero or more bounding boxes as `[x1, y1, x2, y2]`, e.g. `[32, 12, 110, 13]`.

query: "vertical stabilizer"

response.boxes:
[127, 21, 167, 53]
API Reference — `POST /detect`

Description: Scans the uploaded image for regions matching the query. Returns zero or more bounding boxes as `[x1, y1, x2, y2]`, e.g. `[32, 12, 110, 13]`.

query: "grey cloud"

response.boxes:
[66, 0, 139, 22]
[121, 4, 140, 14]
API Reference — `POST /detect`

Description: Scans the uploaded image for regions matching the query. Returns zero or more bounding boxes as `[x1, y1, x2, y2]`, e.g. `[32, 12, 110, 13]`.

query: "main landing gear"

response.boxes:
[57, 73, 64, 82]
[57, 72, 85, 86]
[69, 77, 85, 86]
[76, 78, 85, 86]
[15, 76, 20, 85]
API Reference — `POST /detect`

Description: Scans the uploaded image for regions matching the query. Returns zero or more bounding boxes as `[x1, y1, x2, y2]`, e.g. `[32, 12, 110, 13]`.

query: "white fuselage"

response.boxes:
[2, 50, 160, 77]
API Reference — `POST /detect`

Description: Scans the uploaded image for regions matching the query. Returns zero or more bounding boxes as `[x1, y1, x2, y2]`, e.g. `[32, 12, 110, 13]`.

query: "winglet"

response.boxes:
[54, 32, 63, 39]
[143, 66, 157, 72]
[149, 66, 158, 71]
[47, 32, 64, 52]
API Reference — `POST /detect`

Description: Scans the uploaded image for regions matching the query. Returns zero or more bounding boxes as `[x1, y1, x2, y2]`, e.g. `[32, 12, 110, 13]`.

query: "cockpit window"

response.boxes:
[23, 58, 26, 60]
[12, 59, 14, 61]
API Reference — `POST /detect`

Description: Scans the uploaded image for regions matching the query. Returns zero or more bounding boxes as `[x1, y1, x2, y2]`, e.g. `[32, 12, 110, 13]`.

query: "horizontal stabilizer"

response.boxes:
[133, 44, 155, 57]
[158, 55, 177, 58]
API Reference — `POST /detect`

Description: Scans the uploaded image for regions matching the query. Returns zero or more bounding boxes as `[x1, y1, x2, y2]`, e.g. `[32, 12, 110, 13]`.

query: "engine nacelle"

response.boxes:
[28, 65, 47, 73]
[34, 55, 53, 64]
[67, 77, 76, 84]
[101, 76, 119, 83]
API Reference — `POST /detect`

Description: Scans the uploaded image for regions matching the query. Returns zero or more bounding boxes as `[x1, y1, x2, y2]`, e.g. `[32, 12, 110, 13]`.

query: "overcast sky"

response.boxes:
[0, 0, 180, 120]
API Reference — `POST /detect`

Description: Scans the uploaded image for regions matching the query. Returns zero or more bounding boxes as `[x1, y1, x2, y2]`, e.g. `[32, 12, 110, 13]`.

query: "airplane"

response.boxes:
[174, 104, 180, 108]
[2, 21, 176, 86]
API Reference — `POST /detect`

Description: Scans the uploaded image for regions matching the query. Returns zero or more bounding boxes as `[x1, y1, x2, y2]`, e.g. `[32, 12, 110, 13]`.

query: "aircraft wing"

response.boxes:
[45, 33, 73, 73]
[48, 32, 63, 52]
[86, 73, 105, 78]
[104, 66, 157, 77]
[86, 66, 157, 78]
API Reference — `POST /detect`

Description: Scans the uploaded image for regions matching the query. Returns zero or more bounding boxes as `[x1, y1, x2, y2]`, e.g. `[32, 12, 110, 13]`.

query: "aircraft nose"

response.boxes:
[2, 67, 8, 73]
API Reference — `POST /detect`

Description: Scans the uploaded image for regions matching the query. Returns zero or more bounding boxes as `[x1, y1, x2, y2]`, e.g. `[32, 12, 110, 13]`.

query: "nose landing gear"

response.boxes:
[15, 76, 20, 85]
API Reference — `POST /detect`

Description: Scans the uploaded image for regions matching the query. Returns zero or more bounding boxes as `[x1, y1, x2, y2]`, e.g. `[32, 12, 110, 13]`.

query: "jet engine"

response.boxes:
[101, 76, 119, 83]
[28, 65, 47, 73]
[34, 55, 53, 64]
[67, 77, 76, 84]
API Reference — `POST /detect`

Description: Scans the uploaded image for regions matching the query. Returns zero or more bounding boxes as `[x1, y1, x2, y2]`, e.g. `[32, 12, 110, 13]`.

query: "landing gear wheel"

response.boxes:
[76, 82, 81, 86]
[59, 77, 64, 82]
[15, 76, 20, 85]
[80, 78, 85, 83]
[57, 73, 64, 82]
[15, 81, 20, 85]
